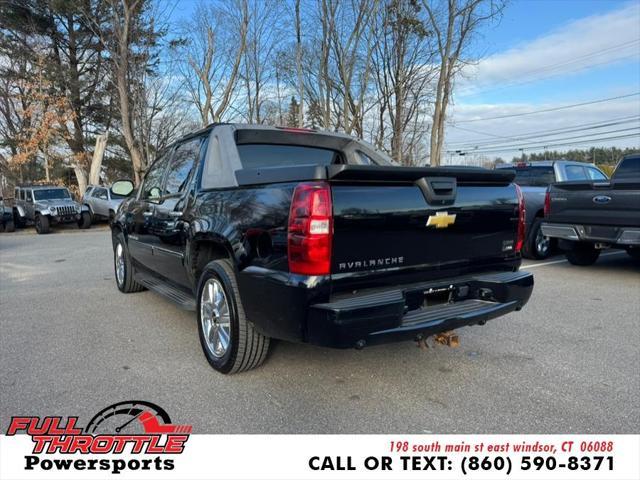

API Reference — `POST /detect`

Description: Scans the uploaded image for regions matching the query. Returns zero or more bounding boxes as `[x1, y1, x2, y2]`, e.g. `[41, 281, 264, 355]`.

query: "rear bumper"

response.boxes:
[305, 270, 533, 348]
[541, 222, 640, 246]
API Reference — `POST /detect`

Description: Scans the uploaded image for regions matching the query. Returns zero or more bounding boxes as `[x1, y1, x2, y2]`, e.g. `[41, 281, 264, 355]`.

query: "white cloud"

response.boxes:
[444, 2, 640, 160]
[458, 2, 640, 96]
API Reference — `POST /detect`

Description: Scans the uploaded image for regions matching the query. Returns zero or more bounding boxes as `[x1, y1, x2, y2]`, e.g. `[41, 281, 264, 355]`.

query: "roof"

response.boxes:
[16, 184, 69, 190]
[496, 160, 596, 169]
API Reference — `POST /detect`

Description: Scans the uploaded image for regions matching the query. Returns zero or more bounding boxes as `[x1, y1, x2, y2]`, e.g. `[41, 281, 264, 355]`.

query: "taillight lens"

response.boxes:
[515, 184, 526, 253]
[288, 182, 332, 275]
[543, 190, 551, 217]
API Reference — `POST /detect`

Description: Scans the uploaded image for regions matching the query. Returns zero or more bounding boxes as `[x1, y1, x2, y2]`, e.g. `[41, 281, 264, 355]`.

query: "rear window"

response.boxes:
[565, 165, 588, 181]
[237, 144, 341, 169]
[613, 156, 640, 180]
[510, 167, 555, 186]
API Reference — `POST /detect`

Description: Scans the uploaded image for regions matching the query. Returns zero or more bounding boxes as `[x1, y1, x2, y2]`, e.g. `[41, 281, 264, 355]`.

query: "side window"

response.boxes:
[587, 168, 607, 180]
[142, 151, 171, 201]
[565, 165, 587, 181]
[95, 188, 108, 199]
[85, 187, 93, 197]
[356, 151, 375, 165]
[25, 190, 33, 202]
[164, 138, 202, 196]
[14, 188, 19, 199]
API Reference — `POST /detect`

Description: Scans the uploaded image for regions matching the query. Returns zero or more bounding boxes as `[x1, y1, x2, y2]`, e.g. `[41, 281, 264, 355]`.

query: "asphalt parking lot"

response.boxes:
[1, 227, 639, 434]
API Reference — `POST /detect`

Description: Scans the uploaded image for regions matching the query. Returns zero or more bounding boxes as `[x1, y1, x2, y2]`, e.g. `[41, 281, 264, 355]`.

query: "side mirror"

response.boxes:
[111, 179, 135, 197]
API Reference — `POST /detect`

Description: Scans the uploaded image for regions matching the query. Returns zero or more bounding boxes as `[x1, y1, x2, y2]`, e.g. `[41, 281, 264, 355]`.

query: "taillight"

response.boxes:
[543, 190, 551, 217]
[515, 184, 526, 253]
[288, 182, 332, 275]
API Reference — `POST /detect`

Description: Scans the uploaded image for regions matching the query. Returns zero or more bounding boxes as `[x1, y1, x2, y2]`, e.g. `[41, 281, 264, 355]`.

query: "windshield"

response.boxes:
[33, 188, 71, 201]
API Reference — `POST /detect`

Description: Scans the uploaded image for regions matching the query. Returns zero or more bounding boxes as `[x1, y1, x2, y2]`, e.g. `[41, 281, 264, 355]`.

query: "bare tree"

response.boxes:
[422, 0, 504, 165]
[371, 0, 436, 164]
[101, 0, 149, 185]
[174, 0, 249, 126]
[241, 0, 282, 124]
[294, 0, 304, 127]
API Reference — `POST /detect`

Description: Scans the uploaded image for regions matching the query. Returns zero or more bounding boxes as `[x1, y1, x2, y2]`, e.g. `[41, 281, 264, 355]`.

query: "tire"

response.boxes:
[34, 215, 50, 234]
[627, 249, 640, 260]
[108, 210, 115, 224]
[197, 259, 270, 374]
[113, 232, 145, 293]
[78, 211, 91, 229]
[523, 218, 553, 260]
[13, 211, 25, 228]
[4, 219, 15, 232]
[566, 243, 600, 266]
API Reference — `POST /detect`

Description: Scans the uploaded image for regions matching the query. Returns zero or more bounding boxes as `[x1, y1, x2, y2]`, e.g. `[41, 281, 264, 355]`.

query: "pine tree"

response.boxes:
[286, 97, 300, 127]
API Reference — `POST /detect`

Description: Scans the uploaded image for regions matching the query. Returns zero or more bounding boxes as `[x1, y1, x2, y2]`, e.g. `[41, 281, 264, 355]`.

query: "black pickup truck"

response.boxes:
[110, 124, 533, 373]
[542, 153, 640, 265]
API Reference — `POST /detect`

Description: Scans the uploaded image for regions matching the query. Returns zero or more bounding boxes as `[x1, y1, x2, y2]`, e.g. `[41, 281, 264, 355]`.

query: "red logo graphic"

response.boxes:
[7, 400, 192, 454]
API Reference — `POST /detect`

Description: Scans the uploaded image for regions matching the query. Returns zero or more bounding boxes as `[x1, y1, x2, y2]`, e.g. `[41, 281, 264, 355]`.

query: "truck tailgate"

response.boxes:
[328, 166, 520, 279]
[547, 181, 640, 227]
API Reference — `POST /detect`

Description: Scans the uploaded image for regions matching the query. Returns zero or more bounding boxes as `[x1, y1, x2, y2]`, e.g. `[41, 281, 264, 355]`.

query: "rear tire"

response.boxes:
[197, 259, 270, 374]
[566, 243, 600, 266]
[35, 215, 50, 234]
[113, 233, 145, 293]
[4, 220, 15, 232]
[627, 249, 640, 260]
[523, 218, 553, 260]
[13, 211, 25, 228]
[78, 211, 91, 229]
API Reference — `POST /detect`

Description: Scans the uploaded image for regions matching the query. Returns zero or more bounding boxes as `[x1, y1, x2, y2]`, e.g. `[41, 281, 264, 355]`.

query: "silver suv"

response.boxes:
[13, 185, 91, 234]
[82, 185, 126, 222]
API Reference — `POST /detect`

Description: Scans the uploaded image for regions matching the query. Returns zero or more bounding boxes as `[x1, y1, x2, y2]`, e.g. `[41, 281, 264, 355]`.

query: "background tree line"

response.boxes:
[0, 0, 504, 195]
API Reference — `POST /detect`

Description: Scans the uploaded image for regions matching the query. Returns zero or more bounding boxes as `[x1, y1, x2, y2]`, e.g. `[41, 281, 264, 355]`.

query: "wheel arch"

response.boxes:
[189, 236, 236, 286]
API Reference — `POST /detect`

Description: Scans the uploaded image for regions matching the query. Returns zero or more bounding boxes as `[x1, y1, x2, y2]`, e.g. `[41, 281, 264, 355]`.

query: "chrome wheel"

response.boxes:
[535, 227, 550, 257]
[115, 242, 125, 286]
[200, 278, 231, 358]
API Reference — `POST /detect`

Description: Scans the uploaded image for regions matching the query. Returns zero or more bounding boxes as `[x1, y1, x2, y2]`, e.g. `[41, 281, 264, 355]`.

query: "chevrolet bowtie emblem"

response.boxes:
[426, 211, 456, 229]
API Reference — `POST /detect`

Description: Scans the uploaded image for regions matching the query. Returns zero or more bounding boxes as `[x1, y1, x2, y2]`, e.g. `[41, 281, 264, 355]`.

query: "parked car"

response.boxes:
[496, 160, 608, 259]
[542, 153, 640, 265]
[13, 185, 91, 234]
[110, 124, 533, 374]
[1, 195, 15, 232]
[83, 184, 127, 222]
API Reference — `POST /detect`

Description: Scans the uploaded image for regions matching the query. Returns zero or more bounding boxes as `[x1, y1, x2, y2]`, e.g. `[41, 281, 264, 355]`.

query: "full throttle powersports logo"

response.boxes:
[6, 400, 192, 474]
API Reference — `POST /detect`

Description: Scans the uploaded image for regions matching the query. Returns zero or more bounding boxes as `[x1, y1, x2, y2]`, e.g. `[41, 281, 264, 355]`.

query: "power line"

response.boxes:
[447, 116, 640, 148]
[448, 131, 640, 155]
[454, 92, 640, 123]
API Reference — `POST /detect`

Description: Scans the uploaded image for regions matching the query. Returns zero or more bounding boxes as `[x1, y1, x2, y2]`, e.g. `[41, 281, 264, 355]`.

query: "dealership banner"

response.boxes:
[1, 433, 639, 479]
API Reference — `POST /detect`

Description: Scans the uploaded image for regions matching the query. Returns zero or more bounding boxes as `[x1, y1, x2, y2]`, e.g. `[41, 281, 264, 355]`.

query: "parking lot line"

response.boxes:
[523, 250, 626, 269]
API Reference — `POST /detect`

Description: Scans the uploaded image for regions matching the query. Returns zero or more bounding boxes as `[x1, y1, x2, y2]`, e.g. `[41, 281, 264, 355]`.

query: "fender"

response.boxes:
[187, 229, 238, 285]
[14, 205, 26, 218]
